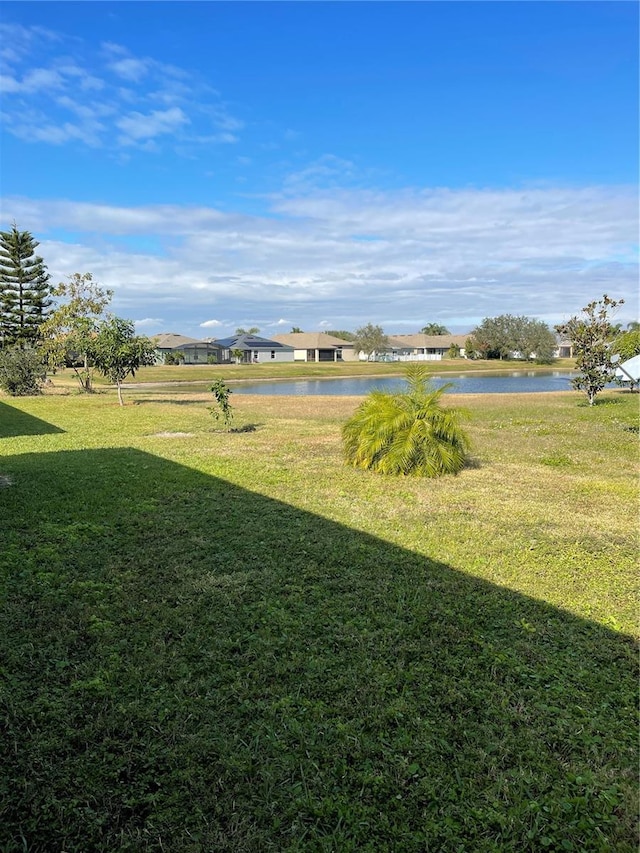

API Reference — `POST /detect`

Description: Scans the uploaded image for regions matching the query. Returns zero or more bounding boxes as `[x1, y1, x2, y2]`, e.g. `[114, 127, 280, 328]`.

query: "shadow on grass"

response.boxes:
[0, 448, 637, 852]
[0, 400, 65, 437]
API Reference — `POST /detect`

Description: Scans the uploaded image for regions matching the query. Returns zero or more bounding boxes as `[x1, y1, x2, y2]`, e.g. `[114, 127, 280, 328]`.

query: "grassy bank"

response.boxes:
[0, 388, 637, 851]
[47, 357, 577, 389]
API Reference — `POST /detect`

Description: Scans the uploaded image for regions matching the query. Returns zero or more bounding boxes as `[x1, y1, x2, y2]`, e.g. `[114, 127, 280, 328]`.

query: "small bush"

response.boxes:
[0, 347, 46, 396]
[343, 365, 471, 477]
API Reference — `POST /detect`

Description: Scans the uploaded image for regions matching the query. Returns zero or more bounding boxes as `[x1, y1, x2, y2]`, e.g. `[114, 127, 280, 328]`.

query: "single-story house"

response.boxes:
[554, 340, 574, 358]
[272, 332, 358, 362]
[384, 334, 470, 361]
[151, 333, 224, 364]
[214, 333, 295, 364]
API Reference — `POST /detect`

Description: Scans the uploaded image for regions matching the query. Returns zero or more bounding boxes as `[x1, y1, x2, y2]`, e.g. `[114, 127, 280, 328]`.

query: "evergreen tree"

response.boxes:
[0, 224, 52, 348]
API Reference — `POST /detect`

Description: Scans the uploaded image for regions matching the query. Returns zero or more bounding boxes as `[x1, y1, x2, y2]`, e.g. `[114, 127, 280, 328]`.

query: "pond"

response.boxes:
[231, 370, 580, 396]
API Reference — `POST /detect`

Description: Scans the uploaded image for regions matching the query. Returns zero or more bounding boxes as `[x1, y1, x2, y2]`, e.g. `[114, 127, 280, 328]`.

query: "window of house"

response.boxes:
[271, 350, 275, 359]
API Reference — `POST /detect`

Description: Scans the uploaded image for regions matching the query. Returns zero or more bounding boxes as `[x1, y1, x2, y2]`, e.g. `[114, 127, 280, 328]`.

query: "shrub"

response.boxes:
[0, 347, 46, 396]
[342, 365, 470, 477]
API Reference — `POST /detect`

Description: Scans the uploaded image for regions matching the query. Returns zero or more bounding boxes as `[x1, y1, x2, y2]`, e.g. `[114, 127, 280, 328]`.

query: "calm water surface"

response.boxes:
[232, 371, 578, 396]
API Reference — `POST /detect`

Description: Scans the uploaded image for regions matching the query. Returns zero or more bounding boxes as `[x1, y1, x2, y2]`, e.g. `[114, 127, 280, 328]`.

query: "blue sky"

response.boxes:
[1, 1, 638, 338]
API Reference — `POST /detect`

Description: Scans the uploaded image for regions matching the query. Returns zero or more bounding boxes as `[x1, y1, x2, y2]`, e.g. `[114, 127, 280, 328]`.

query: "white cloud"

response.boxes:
[116, 107, 189, 144]
[5, 183, 638, 336]
[134, 317, 164, 328]
[200, 319, 223, 328]
[108, 57, 150, 82]
[1, 28, 243, 153]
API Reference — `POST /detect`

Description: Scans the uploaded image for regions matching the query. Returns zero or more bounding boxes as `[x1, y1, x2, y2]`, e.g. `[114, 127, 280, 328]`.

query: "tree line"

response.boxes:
[0, 224, 155, 403]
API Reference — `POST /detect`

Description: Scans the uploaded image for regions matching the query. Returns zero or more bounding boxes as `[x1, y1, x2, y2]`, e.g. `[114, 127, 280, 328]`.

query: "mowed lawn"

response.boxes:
[0, 387, 638, 852]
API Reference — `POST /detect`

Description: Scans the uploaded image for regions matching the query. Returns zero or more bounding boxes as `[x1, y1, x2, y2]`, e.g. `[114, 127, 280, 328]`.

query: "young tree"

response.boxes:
[464, 337, 478, 360]
[209, 378, 234, 430]
[352, 323, 389, 361]
[420, 323, 450, 335]
[555, 294, 624, 406]
[342, 365, 470, 477]
[40, 272, 113, 392]
[447, 343, 461, 359]
[89, 316, 156, 406]
[0, 223, 52, 348]
[231, 347, 244, 364]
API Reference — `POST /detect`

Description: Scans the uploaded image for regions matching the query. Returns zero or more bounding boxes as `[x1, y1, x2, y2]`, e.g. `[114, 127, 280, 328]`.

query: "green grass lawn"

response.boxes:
[0, 387, 638, 852]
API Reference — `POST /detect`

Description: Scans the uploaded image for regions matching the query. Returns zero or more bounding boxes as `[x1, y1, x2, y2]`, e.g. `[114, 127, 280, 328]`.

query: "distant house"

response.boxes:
[214, 333, 295, 364]
[272, 332, 358, 362]
[152, 333, 223, 364]
[555, 340, 574, 358]
[385, 334, 470, 361]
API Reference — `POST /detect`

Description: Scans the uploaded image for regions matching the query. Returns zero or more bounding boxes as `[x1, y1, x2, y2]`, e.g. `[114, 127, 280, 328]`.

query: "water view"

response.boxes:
[232, 370, 579, 396]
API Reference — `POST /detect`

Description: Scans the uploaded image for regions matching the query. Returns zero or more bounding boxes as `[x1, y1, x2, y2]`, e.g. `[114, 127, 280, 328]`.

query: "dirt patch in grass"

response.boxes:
[151, 431, 195, 438]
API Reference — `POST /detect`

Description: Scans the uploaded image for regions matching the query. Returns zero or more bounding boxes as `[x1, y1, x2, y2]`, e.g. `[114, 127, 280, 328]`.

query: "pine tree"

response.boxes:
[0, 224, 52, 348]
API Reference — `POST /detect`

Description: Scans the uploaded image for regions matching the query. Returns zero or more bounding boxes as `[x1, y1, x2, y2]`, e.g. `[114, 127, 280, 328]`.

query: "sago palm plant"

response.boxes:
[342, 365, 471, 477]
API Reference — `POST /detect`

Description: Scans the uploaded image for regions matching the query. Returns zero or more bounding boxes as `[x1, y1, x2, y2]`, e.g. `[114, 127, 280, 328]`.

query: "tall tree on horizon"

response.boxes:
[0, 224, 52, 348]
[420, 323, 451, 335]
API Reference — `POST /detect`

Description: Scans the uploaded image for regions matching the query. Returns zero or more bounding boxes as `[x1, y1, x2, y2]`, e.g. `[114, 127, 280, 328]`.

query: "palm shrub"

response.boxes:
[342, 365, 470, 477]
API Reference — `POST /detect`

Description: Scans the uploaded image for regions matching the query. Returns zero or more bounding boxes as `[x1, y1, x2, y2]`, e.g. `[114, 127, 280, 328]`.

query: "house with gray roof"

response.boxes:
[151, 333, 223, 365]
[214, 333, 295, 363]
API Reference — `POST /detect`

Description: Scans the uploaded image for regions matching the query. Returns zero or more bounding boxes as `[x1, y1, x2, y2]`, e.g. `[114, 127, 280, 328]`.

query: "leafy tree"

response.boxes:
[89, 316, 156, 406]
[352, 323, 389, 361]
[420, 323, 450, 335]
[555, 294, 624, 406]
[0, 223, 52, 348]
[612, 330, 640, 363]
[291, 326, 303, 333]
[40, 272, 113, 392]
[626, 320, 640, 332]
[0, 346, 46, 396]
[235, 327, 259, 335]
[209, 378, 234, 430]
[447, 343, 461, 359]
[343, 365, 470, 477]
[324, 330, 355, 341]
[472, 314, 556, 362]
[515, 318, 557, 364]
[472, 315, 513, 359]
[231, 347, 244, 364]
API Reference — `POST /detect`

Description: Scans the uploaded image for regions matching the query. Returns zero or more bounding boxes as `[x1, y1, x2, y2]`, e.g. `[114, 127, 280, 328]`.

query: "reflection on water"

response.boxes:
[232, 371, 580, 396]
